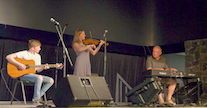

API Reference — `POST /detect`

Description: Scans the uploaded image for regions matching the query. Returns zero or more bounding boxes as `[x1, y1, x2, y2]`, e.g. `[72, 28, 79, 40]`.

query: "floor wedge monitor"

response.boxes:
[126, 77, 163, 105]
[52, 74, 113, 107]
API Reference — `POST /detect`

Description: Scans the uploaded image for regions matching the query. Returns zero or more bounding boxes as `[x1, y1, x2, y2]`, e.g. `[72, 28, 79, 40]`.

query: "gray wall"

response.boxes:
[0, 0, 153, 46]
[0, 0, 205, 46]
[162, 53, 185, 71]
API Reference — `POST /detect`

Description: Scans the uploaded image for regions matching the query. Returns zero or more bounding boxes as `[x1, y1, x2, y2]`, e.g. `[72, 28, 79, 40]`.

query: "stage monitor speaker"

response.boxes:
[52, 75, 113, 107]
[126, 77, 163, 105]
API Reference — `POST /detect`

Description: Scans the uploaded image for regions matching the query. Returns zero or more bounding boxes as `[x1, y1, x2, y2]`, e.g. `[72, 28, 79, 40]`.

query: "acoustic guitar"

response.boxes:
[7, 58, 63, 78]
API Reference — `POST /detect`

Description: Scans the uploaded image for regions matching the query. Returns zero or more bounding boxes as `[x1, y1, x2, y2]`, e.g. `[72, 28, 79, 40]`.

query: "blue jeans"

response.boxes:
[20, 74, 54, 100]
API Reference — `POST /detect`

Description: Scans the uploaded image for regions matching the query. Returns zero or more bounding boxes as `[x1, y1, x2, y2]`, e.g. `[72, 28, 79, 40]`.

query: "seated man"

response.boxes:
[146, 46, 177, 106]
[6, 39, 54, 106]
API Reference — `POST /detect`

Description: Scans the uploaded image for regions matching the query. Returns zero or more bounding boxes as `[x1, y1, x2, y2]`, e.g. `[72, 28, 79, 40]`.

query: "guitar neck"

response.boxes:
[29, 64, 57, 68]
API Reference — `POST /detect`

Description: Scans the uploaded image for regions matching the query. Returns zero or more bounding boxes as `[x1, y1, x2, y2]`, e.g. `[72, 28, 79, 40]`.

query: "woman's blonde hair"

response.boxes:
[72, 29, 84, 47]
[28, 39, 41, 49]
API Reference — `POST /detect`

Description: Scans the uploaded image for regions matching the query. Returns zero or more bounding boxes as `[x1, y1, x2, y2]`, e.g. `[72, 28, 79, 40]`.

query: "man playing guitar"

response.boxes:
[6, 39, 54, 106]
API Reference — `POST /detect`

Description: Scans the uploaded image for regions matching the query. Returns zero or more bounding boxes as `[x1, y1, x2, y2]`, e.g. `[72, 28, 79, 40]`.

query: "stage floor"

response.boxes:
[0, 101, 207, 108]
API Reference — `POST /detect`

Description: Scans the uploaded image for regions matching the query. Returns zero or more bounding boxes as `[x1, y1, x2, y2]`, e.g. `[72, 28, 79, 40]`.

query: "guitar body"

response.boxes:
[7, 58, 36, 78]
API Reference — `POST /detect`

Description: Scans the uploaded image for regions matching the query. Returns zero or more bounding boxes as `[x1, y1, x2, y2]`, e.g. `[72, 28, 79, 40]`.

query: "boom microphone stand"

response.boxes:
[50, 18, 73, 88]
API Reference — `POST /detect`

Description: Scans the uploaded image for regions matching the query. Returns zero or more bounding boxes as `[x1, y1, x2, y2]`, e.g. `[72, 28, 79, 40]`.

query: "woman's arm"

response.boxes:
[90, 40, 105, 55]
[73, 43, 96, 52]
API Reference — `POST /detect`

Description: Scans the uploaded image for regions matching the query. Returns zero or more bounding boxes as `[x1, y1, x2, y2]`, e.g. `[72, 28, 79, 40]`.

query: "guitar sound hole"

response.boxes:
[17, 67, 20, 71]
[25, 64, 30, 69]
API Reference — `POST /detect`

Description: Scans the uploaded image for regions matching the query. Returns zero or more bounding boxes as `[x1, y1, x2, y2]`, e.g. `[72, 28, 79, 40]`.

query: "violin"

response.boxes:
[83, 38, 109, 46]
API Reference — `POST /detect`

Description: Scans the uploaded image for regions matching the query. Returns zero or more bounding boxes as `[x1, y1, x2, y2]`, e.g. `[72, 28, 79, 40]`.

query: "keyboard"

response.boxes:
[143, 70, 201, 78]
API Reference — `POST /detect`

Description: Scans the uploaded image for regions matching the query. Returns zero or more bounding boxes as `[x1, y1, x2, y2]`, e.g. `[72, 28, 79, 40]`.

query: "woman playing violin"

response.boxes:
[72, 29, 105, 76]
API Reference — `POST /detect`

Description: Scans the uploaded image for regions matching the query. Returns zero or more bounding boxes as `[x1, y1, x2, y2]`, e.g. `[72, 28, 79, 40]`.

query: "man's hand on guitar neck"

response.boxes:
[44, 64, 50, 70]
[36, 63, 50, 73]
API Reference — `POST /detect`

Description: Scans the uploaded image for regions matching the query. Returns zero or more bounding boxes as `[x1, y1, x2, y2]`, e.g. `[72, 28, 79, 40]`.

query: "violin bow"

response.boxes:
[89, 31, 94, 44]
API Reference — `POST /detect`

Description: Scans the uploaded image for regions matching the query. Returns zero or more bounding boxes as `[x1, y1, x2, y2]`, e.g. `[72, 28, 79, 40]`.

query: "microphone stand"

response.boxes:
[55, 49, 58, 88]
[54, 24, 73, 88]
[103, 36, 107, 77]
[55, 24, 64, 88]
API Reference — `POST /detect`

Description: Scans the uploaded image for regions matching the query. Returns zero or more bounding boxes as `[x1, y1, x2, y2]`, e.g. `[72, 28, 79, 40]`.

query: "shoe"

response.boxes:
[32, 98, 44, 106]
[166, 100, 176, 106]
[159, 99, 165, 104]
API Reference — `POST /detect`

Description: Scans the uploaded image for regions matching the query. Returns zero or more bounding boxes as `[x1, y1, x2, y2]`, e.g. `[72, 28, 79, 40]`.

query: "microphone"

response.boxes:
[50, 17, 59, 25]
[103, 30, 108, 37]
[65, 23, 69, 27]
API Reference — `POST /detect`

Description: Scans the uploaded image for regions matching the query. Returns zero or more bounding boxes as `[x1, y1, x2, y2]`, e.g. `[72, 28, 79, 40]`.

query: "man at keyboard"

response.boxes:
[146, 46, 177, 106]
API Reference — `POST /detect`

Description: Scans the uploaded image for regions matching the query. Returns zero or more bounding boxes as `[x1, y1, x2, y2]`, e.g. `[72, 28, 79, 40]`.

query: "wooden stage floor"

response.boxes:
[0, 101, 207, 108]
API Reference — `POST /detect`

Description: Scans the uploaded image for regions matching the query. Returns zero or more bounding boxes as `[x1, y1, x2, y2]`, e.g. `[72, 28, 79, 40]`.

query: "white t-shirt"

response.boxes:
[15, 50, 41, 65]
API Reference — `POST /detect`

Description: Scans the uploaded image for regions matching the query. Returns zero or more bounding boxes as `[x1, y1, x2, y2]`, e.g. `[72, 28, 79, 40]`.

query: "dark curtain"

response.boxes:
[91, 52, 146, 100]
[0, 39, 146, 101]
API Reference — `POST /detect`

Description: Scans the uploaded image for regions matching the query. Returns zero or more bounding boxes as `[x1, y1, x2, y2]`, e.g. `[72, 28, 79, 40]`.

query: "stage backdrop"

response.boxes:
[0, 39, 146, 101]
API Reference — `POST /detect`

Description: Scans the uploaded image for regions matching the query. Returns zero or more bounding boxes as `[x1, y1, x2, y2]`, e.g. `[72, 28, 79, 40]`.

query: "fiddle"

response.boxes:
[83, 38, 109, 46]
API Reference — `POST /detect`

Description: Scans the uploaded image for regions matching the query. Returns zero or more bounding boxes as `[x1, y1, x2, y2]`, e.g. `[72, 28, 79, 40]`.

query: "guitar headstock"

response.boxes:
[55, 63, 64, 69]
